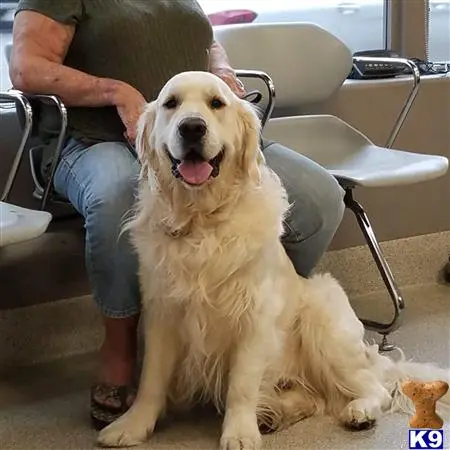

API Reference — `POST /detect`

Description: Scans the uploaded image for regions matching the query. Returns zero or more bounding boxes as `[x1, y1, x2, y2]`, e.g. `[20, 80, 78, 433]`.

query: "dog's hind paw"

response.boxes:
[97, 415, 152, 448]
[340, 398, 379, 431]
[220, 436, 262, 450]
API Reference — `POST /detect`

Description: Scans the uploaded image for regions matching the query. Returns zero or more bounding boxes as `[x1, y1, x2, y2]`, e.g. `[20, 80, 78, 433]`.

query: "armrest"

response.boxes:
[234, 69, 276, 128]
[0, 89, 68, 210]
[0, 90, 33, 202]
[351, 57, 421, 148]
[20, 92, 68, 210]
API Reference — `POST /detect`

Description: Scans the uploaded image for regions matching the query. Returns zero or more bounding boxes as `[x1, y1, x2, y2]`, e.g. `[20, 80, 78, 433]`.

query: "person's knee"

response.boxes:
[263, 142, 344, 243]
[85, 175, 138, 238]
[85, 177, 141, 318]
[81, 147, 140, 233]
[87, 174, 137, 216]
[284, 169, 344, 244]
[313, 174, 345, 234]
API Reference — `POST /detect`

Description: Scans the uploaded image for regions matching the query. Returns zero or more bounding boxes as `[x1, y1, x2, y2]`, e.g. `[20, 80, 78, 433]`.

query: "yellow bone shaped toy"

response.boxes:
[401, 380, 449, 429]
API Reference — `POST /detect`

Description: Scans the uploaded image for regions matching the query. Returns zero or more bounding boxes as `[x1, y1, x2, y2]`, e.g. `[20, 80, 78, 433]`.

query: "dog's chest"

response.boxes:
[142, 222, 261, 301]
[141, 224, 260, 350]
[168, 297, 239, 406]
[179, 299, 236, 353]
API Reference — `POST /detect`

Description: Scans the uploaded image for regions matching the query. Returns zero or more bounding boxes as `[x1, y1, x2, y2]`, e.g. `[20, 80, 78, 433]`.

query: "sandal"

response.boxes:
[90, 383, 136, 431]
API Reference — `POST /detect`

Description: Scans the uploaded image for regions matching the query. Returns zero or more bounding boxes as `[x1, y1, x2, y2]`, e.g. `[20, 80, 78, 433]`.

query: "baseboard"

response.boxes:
[317, 230, 450, 296]
[0, 294, 101, 371]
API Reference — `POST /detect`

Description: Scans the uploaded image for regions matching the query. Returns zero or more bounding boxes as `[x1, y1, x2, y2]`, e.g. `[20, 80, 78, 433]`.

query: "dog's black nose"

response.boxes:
[179, 117, 207, 142]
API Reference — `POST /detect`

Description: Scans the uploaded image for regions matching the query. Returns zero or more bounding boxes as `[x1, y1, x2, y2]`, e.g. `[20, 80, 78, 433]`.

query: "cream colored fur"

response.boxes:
[97, 71, 450, 450]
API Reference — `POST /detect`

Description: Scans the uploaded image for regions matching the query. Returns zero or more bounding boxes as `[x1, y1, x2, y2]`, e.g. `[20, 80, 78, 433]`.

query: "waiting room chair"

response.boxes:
[2, 44, 68, 212]
[0, 201, 51, 247]
[0, 87, 52, 246]
[214, 22, 449, 350]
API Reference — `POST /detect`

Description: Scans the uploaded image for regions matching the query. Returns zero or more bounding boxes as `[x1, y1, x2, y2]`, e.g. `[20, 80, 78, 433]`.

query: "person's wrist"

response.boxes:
[102, 79, 129, 106]
[211, 65, 234, 76]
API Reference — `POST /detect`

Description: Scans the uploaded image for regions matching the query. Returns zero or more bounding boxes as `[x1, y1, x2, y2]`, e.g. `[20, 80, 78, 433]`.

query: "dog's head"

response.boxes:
[136, 71, 263, 189]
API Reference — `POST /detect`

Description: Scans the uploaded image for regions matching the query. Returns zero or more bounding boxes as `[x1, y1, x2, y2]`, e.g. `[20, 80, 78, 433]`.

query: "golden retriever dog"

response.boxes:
[98, 71, 449, 449]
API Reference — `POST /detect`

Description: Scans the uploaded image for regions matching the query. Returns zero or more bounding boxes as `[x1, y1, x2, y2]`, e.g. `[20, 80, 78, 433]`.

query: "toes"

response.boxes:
[340, 399, 379, 432]
[220, 436, 262, 450]
[345, 417, 376, 431]
[97, 421, 151, 448]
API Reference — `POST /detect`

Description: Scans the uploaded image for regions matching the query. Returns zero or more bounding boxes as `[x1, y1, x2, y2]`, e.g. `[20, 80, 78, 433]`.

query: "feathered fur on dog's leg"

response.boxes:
[220, 296, 280, 450]
[295, 274, 392, 430]
[97, 309, 179, 447]
[220, 343, 266, 449]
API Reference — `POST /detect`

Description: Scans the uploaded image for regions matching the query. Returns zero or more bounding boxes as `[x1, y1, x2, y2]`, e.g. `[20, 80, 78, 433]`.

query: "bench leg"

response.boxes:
[344, 188, 405, 351]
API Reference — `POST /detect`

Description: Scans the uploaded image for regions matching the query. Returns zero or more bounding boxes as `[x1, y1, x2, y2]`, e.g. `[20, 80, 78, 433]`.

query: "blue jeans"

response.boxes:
[54, 138, 344, 318]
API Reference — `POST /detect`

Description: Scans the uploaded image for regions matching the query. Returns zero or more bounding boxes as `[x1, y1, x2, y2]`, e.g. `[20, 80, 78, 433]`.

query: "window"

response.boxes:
[0, 35, 12, 92]
[0, 1, 15, 91]
[200, 0, 387, 53]
[428, 0, 450, 61]
[201, 0, 450, 63]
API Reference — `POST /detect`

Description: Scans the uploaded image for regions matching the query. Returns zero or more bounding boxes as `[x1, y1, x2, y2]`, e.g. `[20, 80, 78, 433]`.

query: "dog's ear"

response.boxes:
[238, 101, 263, 183]
[135, 101, 156, 162]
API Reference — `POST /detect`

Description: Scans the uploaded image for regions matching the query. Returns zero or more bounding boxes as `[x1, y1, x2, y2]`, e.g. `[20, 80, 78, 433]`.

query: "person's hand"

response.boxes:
[113, 83, 147, 143]
[212, 66, 246, 98]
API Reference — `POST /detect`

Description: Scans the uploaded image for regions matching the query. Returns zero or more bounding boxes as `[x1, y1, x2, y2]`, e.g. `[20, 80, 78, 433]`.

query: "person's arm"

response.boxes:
[10, 10, 132, 107]
[208, 41, 231, 72]
[208, 40, 245, 97]
[10, 10, 146, 141]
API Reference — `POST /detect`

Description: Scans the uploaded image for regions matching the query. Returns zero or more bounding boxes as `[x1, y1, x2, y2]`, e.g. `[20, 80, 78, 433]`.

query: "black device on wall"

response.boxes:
[348, 49, 406, 79]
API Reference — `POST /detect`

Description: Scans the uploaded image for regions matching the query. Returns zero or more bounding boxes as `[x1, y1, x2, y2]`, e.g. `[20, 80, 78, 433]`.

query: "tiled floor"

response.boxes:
[1, 282, 449, 450]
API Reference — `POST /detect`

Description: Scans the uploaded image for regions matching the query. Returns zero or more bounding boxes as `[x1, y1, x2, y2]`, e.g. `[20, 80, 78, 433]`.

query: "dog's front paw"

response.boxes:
[340, 398, 380, 431]
[220, 419, 261, 450]
[97, 413, 153, 448]
[220, 435, 262, 450]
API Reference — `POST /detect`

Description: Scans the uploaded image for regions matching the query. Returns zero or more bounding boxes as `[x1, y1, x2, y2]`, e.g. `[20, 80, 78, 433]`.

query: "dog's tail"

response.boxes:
[371, 346, 450, 418]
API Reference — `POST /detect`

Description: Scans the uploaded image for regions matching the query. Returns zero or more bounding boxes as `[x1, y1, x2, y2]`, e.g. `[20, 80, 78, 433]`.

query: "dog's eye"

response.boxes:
[163, 97, 179, 109]
[210, 97, 225, 110]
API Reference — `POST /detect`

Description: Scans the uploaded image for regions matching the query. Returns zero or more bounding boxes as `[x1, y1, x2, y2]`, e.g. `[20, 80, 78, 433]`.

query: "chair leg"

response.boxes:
[39, 95, 68, 211]
[344, 188, 405, 351]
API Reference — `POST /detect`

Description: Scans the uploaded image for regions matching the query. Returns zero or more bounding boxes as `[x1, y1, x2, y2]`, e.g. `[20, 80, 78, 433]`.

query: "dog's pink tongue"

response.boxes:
[178, 161, 213, 185]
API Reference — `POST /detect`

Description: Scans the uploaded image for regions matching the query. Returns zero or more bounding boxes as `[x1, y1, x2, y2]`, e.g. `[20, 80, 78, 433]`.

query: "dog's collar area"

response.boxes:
[165, 146, 225, 182]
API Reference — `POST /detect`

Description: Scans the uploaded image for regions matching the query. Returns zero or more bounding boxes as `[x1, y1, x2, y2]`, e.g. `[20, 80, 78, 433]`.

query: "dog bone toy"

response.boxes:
[401, 380, 449, 429]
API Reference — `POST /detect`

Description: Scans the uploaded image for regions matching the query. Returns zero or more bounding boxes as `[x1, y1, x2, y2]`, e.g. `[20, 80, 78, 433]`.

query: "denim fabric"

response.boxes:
[263, 141, 345, 275]
[54, 138, 141, 317]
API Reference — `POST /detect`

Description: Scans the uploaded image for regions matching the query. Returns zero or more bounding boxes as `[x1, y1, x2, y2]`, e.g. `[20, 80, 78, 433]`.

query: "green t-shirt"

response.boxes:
[16, 0, 214, 143]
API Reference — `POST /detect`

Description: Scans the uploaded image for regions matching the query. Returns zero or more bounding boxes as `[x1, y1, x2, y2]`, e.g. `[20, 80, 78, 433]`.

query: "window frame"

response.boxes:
[205, 0, 442, 62]
[387, 0, 448, 61]
[389, 0, 428, 60]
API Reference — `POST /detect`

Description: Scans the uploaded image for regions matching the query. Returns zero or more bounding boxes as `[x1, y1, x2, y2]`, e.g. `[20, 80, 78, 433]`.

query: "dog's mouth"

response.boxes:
[165, 146, 225, 186]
